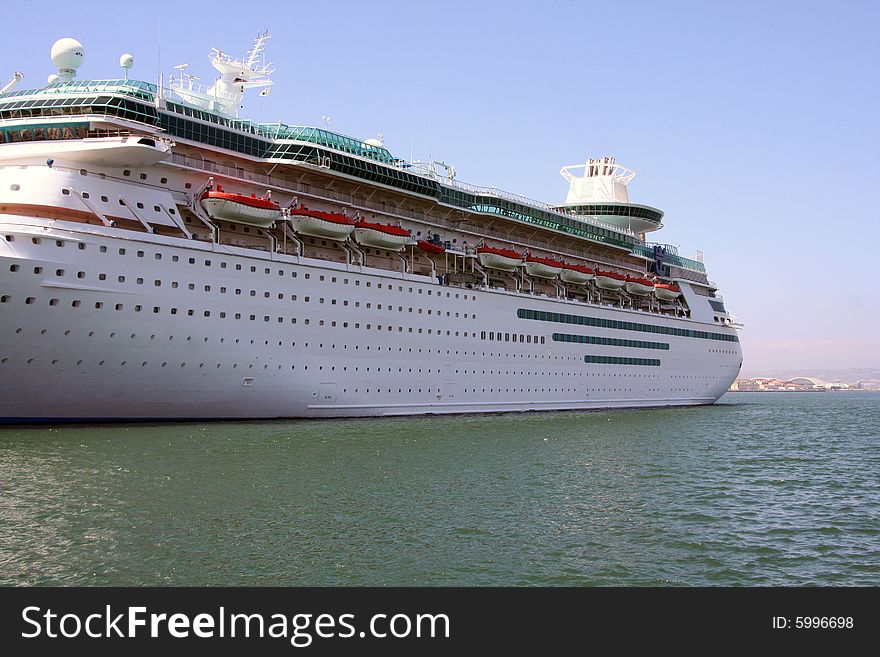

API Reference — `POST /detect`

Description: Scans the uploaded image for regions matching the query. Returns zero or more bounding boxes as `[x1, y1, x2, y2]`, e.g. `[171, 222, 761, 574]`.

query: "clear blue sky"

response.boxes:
[2, 0, 877, 372]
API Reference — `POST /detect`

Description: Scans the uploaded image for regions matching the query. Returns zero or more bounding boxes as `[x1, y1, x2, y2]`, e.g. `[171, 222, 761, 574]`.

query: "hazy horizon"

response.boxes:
[1, 0, 876, 371]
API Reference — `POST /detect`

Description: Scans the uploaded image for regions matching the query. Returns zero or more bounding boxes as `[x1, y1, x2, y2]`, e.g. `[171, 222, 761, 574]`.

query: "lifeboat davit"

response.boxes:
[559, 263, 595, 285]
[289, 208, 356, 240]
[524, 255, 564, 279]
[654, 283, 682, 301]
[200, 186, 282, 228]
[417, 239, 446, 254]
[476, 245, 522, 271]
[594, 270, 627, 291]
[625, 276, 655, 296]
[353, 220, 412, 251]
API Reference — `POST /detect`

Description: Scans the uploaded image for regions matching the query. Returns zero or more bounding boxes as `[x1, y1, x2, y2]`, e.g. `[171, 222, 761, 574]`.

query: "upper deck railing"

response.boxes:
[443, 178, 637, 237]
[0, 79, 157, 102]
[0, 79, 710, 272]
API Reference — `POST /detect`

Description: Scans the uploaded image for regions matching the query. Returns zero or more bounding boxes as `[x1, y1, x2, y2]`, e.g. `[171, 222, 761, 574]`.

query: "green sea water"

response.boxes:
[1, 392, 878, 586]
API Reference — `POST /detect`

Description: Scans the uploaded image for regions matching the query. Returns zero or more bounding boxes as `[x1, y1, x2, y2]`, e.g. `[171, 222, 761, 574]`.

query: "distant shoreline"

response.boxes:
[726, 388, 875, 393]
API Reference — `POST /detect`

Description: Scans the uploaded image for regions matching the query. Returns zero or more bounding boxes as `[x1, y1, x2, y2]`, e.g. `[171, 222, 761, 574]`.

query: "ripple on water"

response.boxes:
[0, 392, 878, 585]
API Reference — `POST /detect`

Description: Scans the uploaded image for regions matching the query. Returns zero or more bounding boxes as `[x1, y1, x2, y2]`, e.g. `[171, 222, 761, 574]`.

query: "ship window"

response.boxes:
[82, 192, 90, 199]
[101, 195, 108, 202]
[61, 188, 70, 195]
[9, 184, 20, 191]
[123, 170, 131, 176]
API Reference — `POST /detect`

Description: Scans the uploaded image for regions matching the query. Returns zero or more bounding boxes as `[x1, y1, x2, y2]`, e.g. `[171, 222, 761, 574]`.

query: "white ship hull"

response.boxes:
[0, 215, 742, 421]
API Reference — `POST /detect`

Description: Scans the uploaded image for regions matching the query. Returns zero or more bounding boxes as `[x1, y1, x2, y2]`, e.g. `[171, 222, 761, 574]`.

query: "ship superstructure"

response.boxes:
[0, 35, 741, 420]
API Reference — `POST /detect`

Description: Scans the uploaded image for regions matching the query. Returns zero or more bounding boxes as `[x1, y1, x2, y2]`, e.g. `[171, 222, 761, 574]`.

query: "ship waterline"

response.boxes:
[0, 34, 741, 421]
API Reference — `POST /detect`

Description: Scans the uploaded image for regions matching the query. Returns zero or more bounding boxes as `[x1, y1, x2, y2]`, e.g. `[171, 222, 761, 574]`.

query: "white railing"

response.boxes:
[444, 177, 637, 237]
[167, 153, 645, 272]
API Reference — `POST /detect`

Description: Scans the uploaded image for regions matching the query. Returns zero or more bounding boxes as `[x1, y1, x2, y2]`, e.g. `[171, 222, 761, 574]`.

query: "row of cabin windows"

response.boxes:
[518, 308, 739, 343]
[5, 234, 479, 301]
[481, 331, 545, 345]
[2, 294, 484, 336]
[584, 355, 661, 367]
[8, 263, 479, 317]
[552, 333, 670, 350]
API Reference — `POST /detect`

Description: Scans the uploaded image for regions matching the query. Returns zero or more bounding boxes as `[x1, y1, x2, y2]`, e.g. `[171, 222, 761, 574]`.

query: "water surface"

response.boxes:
[1, 392, 878, 585]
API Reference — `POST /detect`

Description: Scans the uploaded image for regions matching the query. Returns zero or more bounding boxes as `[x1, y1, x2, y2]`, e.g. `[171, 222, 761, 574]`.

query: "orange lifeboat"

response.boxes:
[594, 270, 627, 291]
[476, 245, 523, 271]
[417, 239, 446, 254]
[625, 276, 655, 296]
[654, 283, 682, 301]
[559, 263, 595, 285]
[289, 208, 356, 240]
[353, 220, 412, 250]
[524, 255, 564, 279]
[200, 185, 281, 227]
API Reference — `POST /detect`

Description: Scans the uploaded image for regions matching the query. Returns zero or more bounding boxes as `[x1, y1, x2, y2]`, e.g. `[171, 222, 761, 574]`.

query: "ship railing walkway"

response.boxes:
[167, 153, 642, 272]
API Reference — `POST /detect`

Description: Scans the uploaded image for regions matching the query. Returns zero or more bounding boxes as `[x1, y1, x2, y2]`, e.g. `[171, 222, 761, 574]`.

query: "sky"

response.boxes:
[1, 0, 877, 372]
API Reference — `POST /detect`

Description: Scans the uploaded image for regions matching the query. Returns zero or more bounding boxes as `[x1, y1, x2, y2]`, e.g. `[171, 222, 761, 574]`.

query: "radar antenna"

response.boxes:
[169, 31, 274, 118]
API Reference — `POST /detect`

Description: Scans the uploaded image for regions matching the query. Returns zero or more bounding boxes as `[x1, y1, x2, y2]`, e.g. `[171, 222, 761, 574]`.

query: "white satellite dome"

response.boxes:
[119, 53, 134, 69]
[50, 38, 84, 80]
[47, 73, 60, 85]
[363, 138, 384, 148]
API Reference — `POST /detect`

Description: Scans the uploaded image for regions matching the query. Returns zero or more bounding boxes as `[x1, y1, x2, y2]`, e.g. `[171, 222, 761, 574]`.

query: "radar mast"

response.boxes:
[170, 30, 273, 118]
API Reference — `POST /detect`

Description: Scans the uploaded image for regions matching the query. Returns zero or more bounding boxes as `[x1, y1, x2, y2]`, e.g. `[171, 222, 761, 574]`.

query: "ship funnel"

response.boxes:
[559, 156, 635, 205]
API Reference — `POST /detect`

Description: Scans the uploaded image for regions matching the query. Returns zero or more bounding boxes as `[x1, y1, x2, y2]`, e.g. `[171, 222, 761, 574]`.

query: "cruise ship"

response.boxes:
[0, 34, 742, 421]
